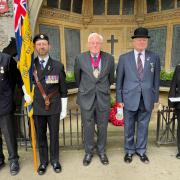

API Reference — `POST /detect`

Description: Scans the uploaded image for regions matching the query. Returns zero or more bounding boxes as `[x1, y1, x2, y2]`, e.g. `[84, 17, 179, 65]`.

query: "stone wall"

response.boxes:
[0, 0, 14, 51]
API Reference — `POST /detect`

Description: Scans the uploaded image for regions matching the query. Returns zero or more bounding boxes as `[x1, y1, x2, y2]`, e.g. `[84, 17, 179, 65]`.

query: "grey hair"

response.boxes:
[88, 33, 103, 43]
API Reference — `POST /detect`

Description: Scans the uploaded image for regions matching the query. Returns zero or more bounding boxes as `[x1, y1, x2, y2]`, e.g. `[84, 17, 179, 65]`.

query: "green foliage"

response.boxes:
[160, 69, 174, 81]
[66, 71, 75, 82]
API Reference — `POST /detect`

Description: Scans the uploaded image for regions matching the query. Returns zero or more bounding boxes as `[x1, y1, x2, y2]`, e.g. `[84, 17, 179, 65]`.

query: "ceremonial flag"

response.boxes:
[13, 0, 38, 171]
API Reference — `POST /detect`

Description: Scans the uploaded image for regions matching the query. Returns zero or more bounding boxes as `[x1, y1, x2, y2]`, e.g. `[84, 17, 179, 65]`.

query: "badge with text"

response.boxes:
[45, 75, 59, 84]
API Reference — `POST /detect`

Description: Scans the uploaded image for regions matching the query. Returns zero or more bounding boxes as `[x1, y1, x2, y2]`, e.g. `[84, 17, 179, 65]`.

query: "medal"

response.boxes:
[93, 68, 100, 78]
[0, 67, 4, 74]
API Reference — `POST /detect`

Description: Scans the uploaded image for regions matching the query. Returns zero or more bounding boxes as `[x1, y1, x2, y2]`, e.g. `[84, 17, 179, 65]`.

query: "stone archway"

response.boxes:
[28, 0, 43, 34]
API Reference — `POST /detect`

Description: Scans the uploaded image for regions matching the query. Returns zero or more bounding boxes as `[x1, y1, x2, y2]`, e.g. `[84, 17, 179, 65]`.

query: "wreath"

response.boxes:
[109, 103, 124, 126]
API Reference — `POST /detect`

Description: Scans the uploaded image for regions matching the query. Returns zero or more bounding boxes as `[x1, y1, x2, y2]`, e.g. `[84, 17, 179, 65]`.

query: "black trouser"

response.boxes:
[175, 109, 180, 153]
[0, 114, 18, 162]
[34, 114, 60, 165]
[81, 100, 109, 155]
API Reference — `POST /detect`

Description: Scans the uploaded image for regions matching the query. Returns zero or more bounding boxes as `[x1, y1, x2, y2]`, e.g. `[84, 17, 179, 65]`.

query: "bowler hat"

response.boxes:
[33, 34, 49, 43]
[131, 27, 150, 39]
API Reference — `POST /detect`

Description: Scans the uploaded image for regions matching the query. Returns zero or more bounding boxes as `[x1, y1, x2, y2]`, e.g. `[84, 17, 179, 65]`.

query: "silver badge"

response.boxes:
[93, 69, 100, 78]
[0, 67, 4, 74]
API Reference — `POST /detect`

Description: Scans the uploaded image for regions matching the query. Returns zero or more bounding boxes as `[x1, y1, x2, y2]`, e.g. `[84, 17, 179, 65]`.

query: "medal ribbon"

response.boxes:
[90, 54, 101, 69]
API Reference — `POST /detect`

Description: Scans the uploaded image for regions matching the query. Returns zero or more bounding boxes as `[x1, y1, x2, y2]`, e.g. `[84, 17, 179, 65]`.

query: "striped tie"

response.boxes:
[137, 53, 143, 80]
[40, 60, 45, 70]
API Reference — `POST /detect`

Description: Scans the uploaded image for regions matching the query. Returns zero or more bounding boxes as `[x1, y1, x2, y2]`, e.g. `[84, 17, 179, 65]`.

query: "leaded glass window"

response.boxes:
[107, 0, 120, 15]
[122, 0, 134, 15]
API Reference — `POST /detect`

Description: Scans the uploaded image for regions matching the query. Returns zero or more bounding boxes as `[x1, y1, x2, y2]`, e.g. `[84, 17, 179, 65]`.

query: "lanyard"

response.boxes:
[90, 54, 101, 69]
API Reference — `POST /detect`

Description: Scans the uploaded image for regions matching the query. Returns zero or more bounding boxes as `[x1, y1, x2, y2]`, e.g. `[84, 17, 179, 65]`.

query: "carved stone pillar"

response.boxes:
[82, 0, 93, 28]
[135, 0, 145, 26]
[28, 0, 43, 34]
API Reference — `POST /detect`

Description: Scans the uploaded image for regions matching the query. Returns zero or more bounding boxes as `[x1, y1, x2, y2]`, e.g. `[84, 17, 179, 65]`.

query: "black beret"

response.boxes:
[33, 34, 49, 43]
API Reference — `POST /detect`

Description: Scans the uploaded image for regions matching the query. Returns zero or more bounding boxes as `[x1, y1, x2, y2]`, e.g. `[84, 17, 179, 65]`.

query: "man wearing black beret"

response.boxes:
[23, 34, 68, 175]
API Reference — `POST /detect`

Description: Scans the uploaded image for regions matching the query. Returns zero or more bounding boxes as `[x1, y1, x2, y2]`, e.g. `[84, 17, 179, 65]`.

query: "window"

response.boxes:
[161, 0, 174, 10]
[146, 0, 159, 13]
[39, 25, 61, 61]
[64, 28, 80, 71]
[177, 0, 180, 7]
[148, 27, 167, 67]
[60, 0, 72, 11]
[107, 0, 120, 15]
[47, 0, 58, 8]
[171, 25, 180, 67]
[122, 0, 134, 15]
[93, 0, 105, 15]
[72, 0, 83, 14]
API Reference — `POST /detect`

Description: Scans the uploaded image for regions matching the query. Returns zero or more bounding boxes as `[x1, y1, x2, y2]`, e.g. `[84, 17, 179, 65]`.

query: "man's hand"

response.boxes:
[22, 85, 32, 103]
[60, 98, 68, 120]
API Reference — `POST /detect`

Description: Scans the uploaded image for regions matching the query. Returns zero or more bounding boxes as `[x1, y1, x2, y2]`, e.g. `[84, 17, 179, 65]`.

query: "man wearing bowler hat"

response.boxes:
[116, 27, 160, 164]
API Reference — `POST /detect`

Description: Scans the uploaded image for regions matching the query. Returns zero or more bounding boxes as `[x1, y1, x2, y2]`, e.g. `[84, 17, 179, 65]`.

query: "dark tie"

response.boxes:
[137, 53, 143, 80]
[40, 60, 45, 70]
[93, 56, 98, 69]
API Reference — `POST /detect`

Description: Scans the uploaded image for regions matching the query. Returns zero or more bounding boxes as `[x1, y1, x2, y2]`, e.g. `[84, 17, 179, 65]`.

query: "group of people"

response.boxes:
[0, 27, 179, 176]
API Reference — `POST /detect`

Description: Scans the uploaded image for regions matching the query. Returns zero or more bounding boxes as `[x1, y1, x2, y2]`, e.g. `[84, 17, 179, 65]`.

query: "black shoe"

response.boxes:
[83, 154, 93, 166]
[0, 159, 5, 169]
[52, 162, 62, 173]
[10, 161, 20, 176]
[37, 164, 47, 175]
[99, 154, 109, 165]
[176, 152, 180, 159]
[124, 154, 133, 163]
[136, 153, 149, 164]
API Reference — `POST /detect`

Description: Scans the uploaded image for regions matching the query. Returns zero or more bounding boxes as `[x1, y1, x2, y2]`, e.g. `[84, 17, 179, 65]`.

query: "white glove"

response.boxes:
[22, 85, 32, 103]
[60, 97, 68, 120]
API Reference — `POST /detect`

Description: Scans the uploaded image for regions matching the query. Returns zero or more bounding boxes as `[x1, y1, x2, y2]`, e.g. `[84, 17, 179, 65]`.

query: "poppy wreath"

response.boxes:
[109, 103, 124, 126]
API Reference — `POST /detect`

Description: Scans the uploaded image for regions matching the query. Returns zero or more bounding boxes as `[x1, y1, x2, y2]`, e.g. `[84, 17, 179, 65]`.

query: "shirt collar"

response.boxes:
[134, 49, 145, 57]
[38, 55, 49, 63]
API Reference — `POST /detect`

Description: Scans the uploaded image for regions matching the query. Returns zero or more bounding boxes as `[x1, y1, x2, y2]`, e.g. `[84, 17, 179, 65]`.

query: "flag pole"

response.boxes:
[29, 116, 38, 172]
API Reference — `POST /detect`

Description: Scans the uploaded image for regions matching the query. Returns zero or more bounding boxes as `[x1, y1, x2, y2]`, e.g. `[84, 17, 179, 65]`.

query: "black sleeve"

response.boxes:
[168, 66, 178, 107]
[9, 57, 23, 92]
[59, 63, 68, 98]
[74, 56, 81, 87]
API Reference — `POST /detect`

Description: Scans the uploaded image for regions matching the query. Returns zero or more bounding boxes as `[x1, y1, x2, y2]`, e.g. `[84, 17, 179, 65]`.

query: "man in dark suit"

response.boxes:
[0, 52, 20, 175]
[168, 65, 180, 159]
[116, 27, 160, 164]
[23, 34, 68, 175]
[74, 33, 114, 166]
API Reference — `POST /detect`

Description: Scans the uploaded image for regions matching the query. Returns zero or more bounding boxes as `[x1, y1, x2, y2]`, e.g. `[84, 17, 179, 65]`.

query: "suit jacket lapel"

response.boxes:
[143, 50, 150, 80]
[34, 57, 53, 81]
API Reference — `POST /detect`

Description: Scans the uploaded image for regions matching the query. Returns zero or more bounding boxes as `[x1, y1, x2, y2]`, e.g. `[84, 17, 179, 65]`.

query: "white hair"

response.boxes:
[88, 33, 103, 43]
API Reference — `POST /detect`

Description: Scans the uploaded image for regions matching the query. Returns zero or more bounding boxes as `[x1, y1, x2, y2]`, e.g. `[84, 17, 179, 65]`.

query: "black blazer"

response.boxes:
[168, 65, 180, 109]
[33, 57, 67, 115]
[0, 53, 22, 115]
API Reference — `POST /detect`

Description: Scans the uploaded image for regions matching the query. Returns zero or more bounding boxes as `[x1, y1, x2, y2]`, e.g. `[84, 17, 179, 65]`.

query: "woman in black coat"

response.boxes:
[169, 65, 180, 159]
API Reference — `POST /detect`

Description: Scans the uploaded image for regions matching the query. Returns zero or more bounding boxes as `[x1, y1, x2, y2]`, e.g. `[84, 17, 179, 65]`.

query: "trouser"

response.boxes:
[175, 109, 180, 153]
[34, 113, 60, 165]
[124, 96, 152, 155]
[81, 100, 109, 155]
[0, 114, 19, 161]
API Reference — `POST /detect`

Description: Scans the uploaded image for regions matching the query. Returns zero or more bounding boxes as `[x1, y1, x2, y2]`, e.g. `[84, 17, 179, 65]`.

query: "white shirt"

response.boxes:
[134, 49, 145, 68]
[38, 55, 49, 68]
